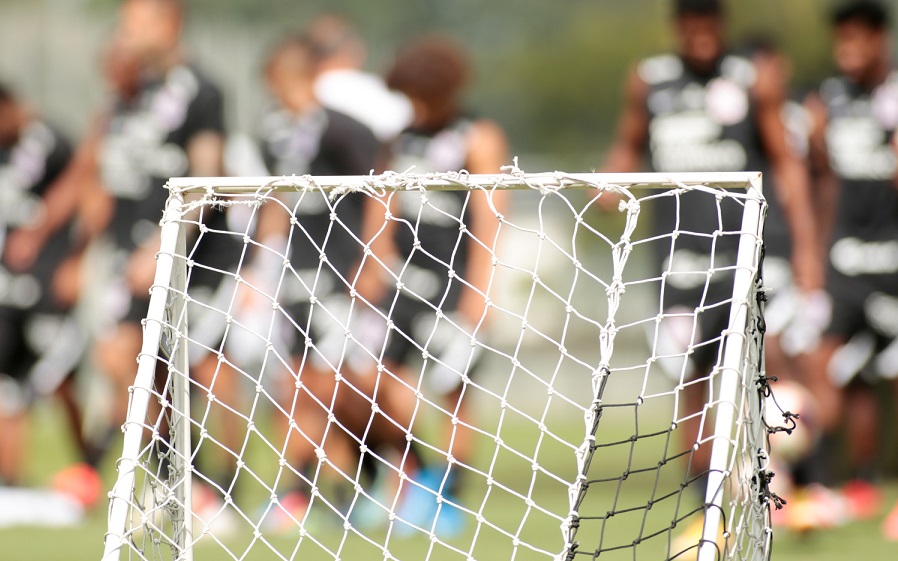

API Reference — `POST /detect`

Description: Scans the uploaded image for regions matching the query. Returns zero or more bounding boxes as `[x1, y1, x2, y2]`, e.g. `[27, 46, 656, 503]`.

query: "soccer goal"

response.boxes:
[101, 170, 774, 561]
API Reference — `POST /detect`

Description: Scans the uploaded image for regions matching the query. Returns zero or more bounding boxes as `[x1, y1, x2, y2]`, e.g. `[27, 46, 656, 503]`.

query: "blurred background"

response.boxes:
[0, 0, 839, 171]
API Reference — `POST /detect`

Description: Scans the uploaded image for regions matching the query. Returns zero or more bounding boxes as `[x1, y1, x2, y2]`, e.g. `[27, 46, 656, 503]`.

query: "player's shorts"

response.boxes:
[820, 234, 898, 385]
[180, 217, 242, 359]
[184, 274, 241, 367]
[652, 292, 732, 381]
[0, 309, 86, 416]
[826, 275, 898, 339]
[825, 235, 898, 341]
[280, 267, 362, 363]
[380, 286, 481, 396]
[828, 327, 898, 387]
[650, 244, 739, 379]
[0, 239, 86, 415]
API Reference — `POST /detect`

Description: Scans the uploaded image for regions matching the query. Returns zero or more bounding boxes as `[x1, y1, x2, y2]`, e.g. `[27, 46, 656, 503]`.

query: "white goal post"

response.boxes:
[101, 171, 774, 561]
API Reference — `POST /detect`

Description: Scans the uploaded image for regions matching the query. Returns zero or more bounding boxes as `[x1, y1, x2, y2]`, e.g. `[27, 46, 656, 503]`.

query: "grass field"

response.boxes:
[4, 196, 898, 560]
[4, 391, 898, 561]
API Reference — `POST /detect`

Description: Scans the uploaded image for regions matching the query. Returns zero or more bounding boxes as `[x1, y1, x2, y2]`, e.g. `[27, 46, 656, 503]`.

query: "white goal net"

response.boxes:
[101, 171, 774, 561]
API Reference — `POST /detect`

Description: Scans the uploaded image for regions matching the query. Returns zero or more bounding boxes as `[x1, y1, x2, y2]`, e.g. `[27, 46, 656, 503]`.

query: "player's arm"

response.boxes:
[187, 131, 226, 177]
[336, 118, 391, 302]
[805, 92, 839, 258]
[3, 124, 104, 271]
[602, 65, 649, 173]
[460, 119, 508, 328]
[354, 194, 397, 304]
[752, 57, 823, 293]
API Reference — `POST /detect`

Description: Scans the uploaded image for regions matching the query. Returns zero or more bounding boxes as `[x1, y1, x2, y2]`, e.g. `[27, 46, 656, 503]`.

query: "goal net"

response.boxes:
[101, 171, 773, 561]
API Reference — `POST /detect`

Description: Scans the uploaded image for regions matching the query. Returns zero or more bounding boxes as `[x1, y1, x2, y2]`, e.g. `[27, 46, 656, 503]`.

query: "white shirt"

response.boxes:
[315, 68, 413, 142]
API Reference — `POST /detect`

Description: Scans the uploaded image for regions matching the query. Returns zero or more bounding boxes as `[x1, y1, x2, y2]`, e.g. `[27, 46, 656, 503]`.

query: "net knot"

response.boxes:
[617, 196, 640, 215]
[328, 173, 386, 200]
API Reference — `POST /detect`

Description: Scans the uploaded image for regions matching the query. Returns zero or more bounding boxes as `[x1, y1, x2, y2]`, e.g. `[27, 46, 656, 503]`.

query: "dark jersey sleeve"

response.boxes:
[321, 109, 379, 175]
[182, 77, 226, 141]
[37, 127, 73, 197]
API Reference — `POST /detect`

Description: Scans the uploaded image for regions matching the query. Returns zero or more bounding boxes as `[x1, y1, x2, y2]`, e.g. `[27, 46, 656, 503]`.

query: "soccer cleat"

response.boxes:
[261, 490, 310, 534]
[785, 484, 849, 533]
[348, 469, 394, 532]
[191, 482, 238, 537]
[840, 479, 882, 521]
[51, 463, 103, 509]
[395, 466, 465, 538]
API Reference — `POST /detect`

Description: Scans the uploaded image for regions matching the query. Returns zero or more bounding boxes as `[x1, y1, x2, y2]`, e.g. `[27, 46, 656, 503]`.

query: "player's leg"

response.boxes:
[0, 311, 34, 486]
[659, 280, 727, 482]
[838, 286, 898, 522]
[839, 375, 883, 520]
[22, 309, 103, 508]
[264, 288, 362, 530]
[883, 376, 898, 540]
[0, 407, 27, 486]
[368, 297, 476, 536]
[667, 277, 736, 552]
[186, 210, 251, 496]
[186, 277, 247, 498]
[755, 253, 834, 527]
[786, 270, 875, 529]
[94, 319, 144, 426]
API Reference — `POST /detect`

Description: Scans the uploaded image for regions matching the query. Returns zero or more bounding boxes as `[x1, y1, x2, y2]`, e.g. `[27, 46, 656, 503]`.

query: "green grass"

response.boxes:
[4, 396, 898, 560]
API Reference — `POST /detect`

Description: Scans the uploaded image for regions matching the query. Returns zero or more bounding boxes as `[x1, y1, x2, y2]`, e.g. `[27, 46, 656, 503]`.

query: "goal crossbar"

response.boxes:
[165, 171, 763, 194]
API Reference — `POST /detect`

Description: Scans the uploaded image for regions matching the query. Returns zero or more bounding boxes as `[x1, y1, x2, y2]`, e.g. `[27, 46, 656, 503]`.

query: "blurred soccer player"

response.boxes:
[734, 37, 835, 529]
[250, 33, 380, 531]
[603, 0, 823, 543]
[306, 12, 412, 145]
[805, 0, 898, 538]
[101, 0, 245, 522]
[13, 0, 238, 519]
[0, 83, 79, 488]
[3, 38, 147, 492]
[368, 34, 508, 536]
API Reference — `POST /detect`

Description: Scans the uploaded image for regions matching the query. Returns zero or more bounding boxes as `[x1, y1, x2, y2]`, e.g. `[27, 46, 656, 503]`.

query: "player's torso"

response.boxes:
[0, 121, 70, 233]
[390, 119, 472, 273]
[0, 120, 73, 310]
[99, 65, 222, 251]
[822, 72, 898, 241]
[641, 53, 766, 174]
[259, 106, 367, 274]
[640, 54, 759, 279]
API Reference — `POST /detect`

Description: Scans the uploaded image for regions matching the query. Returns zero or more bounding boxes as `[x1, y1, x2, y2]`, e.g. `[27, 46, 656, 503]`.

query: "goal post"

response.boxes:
[101, 171, 773, 561]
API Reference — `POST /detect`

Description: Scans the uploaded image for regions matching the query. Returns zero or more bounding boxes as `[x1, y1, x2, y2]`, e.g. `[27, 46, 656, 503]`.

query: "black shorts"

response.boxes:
[189, 209, 246, 293]
[380, 288, 480, 395]
[825, 232, 898, 336]
[0, 236, 82, 385]
[825, 267, 898, 340]
[658, 270, 736, 376]
[281, 267, 351, 357]
[0, 309, 85, 401]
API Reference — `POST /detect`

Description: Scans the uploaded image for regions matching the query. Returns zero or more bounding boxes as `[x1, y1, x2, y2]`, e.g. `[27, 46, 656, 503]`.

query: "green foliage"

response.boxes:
[76, 0, 841, 168]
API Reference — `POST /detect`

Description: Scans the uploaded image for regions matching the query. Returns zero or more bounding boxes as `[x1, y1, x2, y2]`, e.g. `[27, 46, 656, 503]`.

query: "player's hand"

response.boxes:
[4, 226, 47, 272]
[781, 289, 831, 356]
